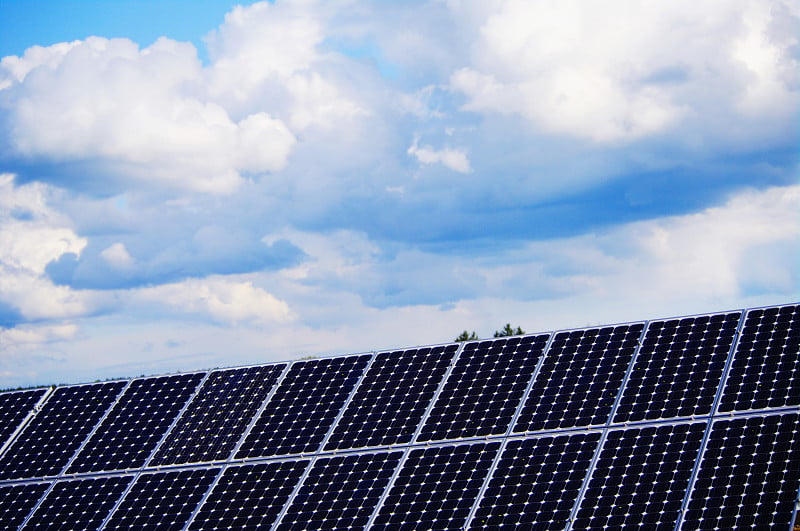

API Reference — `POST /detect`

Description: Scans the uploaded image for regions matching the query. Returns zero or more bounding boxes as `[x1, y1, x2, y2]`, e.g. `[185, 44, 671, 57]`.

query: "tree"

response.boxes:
[494, 323, 525, 337]
[455, 330, 478, 342]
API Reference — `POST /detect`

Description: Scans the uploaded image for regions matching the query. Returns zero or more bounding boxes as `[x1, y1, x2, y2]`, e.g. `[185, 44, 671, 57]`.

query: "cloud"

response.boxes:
[408, 138, 471, 173]
[135, 276, 294, 325]
[0, 37, 296, 194]
[100, 243, 134, 271]
[449, 0, 799, 143]
[0, 174, 90, 320]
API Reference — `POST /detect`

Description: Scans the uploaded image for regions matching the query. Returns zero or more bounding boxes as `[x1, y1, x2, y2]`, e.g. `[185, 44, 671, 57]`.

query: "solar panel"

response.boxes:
[151, 365, 285, 465]
[236, 355, 370, 458]
[277, 450, 403, 530]
[514, 324, 643, 433]
[614, 313, 740, 423]
[23, 475, 131, 529]
[469, 432, 601, 529]
[0, 302, 796, 529]
[325, 345, 457, 451]
[0, 388, 47, 449]
[104, 468, 220, 529]
[67, 373, 204, 474]
[0, 483, 49, 529]
[417, 334, 549, 442]
[187, 460, 309, 530]
[371, 441, 500, 530]
[573, 422, 706, 529]
[0, 381, 126, 480]
[682, 412, 800, 529]
[719, 304, 800, 412]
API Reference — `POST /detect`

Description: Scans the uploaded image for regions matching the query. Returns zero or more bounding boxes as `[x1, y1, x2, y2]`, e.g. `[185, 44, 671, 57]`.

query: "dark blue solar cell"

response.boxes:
[469, 432, 601, 529]
[151, 365, 285, 465]
[614, 313, 740, 423]
[417, 334, 549, 442]
[372, 441, 500, 530]
[67, 373, 204, 473]
[514, 324, 643, 433]
[325, 345, 458, 451]
[683, 413, 800, 530]
[235, 355, 370, 458]
[23, 475, 131, 529]
[188, 460, 308, 530]
[0, 482, 49, 529]
[719, 304, 800, 412]
[277, 451, 402, 530]
[104, 468, 220, 530]
[0, 388, 47, 449]
[0, 381, 126, 480]
[573, 422, 705, 530]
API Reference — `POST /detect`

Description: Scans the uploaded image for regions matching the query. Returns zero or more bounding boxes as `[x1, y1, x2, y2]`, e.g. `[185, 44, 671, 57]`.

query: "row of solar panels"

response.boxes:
[2, 411, 798, 529]
[1, 305, 797, 481]
[0, 303, 798, 529]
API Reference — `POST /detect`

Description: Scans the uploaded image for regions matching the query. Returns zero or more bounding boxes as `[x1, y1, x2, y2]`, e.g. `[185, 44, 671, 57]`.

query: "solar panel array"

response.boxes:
[0, 302, 798, 530]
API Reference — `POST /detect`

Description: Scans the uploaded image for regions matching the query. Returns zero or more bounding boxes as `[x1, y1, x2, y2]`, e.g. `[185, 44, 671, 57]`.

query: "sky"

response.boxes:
[0, 0, 797, 388]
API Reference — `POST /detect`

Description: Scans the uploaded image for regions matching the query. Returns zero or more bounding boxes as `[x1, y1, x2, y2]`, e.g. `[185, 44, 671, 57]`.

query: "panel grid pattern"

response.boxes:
[0, 483, 49, 530]
[0, 303, 797, 530]
[151, 365, 285, 465]
[372, 441, 500, 530]
[470, 432, 601, 529]
[325, 345, 457, 451]
[614, 313, 740, 423]
[67, 373, 205, 474]
[719, 304, 800, 412]
[187, 460, 308, 529]
[104, 468, 220, 529]
[682, 412, 800, 530]
[573, 422, 706, 530]
[0, 389, 47, 449]
[514, 324, 643, 433]
[277, 450, 403, 530]
[0, 381, 126, 480]
[23, 476, 132, 529]
[236, 355, 370, 458]
[418, 334, 549, 442]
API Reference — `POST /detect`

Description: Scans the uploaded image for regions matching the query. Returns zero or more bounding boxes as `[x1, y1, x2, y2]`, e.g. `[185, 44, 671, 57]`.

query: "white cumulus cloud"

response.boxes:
[408, 139, 472, 173]
[0, 174, 90, 320]
[136, 277, 294, 325]
[449, 0, 799, 143]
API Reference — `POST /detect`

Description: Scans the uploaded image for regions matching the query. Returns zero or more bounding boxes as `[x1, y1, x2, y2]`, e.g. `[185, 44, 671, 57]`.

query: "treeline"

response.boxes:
[455, 323, 525, 342]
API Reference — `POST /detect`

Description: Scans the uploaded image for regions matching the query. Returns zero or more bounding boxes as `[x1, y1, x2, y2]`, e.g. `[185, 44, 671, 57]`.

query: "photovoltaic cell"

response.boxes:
[0, 388, 47, 448]
[0, 381, 126, 480]
[614, 313, 740, 423]
[104, 468, 220, 530]
[573, 422, 705, 530]
[372, 441, 500, 530]
[188, 460, 308, 530]
[23, 475, 131, 529]
[325, 345, 457, 451]
[67, 373, 204, 473]
[719, 304, 800, 412]
[151, 365, 285, 465]
[469, 432, 600, 529]
[682, 413, 800, 530]
[277, 450, 402, 530]
[0, 483, 49, 529]
[417, 334, 549, 442]
[236, 355, 370, 458]
[514, 324, 643, 433]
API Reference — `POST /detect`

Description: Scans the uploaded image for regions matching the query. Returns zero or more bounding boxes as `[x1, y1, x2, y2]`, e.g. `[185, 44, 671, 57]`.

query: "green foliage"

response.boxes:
[494, 323, 525, 337]
[455, 330, 479, 342]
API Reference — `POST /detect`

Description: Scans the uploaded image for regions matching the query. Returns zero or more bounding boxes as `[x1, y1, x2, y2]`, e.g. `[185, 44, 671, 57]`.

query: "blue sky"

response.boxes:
[0, 0, 797, 388]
